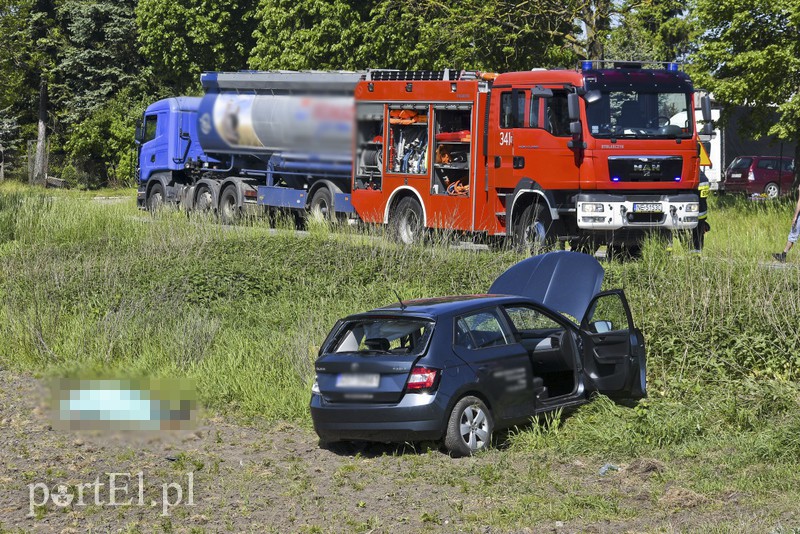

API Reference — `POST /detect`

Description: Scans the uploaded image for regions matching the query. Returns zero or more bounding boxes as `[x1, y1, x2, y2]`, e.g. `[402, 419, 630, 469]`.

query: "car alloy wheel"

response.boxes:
[764, 182, 779, 199]
[445, 396, 493, 457]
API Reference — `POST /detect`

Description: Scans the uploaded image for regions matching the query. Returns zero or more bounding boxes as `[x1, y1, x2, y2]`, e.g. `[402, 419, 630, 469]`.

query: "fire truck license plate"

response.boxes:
[632, 203, 662, 213]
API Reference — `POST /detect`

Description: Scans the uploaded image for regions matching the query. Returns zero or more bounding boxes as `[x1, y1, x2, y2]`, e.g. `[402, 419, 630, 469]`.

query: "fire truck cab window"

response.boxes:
[500, 92, 525, 129]
[545, 93, 570, 137]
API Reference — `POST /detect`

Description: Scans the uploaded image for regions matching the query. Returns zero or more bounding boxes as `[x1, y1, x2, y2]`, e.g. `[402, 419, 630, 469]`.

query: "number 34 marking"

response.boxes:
[500, 131, 513, 146]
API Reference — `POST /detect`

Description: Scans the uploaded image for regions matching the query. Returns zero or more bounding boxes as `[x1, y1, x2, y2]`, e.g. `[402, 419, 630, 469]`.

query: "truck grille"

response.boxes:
[609, 156, 683, 183]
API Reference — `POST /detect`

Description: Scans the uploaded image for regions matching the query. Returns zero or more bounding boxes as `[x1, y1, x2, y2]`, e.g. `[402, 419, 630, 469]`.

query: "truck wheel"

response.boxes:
[146, 183, 164, 213]
[218, 186, 240, 224]
[444, 396, 493, 457]
[391, 197, 424, 245]
[195, 186, 214, 213]
[764, 182, 780, 199]
[309, 187, 334, 221]
[515, 201, 554, 254]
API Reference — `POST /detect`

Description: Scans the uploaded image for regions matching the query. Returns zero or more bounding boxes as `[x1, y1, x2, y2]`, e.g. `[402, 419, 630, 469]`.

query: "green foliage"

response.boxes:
[249, 0, 577, 71]
[607, 0, 691, 61]
[689, 0, 800, 146]
[65, 87, 150, 186]
[54, 0, 142, 124]
[136, 0, 258, 93]
[249, 0, 369, 71]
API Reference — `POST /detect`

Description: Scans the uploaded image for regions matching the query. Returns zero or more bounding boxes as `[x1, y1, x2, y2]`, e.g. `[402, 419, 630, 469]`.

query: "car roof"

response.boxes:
[738, 155, 793, 160]
[345, 294, 532, 321]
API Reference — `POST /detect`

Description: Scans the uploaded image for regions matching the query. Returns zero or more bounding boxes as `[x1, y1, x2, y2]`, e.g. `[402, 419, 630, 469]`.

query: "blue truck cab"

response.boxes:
[135, 97, 206, 209]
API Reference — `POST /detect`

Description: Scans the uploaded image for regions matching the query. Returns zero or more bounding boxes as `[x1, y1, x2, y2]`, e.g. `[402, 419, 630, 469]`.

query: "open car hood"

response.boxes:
[489, 251, 604, 321]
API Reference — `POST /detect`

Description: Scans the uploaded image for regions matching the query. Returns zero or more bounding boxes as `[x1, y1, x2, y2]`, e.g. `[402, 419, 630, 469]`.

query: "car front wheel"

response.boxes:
[444, 396, 493, 457]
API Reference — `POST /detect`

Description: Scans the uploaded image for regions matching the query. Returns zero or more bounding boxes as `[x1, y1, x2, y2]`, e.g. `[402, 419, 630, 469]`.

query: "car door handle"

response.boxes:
[513, 156, 525, 169]
[150, 155, 156, 163]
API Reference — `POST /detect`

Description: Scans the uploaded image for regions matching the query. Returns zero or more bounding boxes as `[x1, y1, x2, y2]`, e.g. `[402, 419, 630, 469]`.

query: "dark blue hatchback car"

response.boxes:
[310, 251, 646, 456]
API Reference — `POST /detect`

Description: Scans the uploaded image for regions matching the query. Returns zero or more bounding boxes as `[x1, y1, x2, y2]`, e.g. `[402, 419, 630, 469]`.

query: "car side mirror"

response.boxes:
[135, 125, 144, 144]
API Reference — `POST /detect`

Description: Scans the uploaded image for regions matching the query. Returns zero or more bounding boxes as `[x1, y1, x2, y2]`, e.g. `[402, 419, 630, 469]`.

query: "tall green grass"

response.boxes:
[0, 184, 798, 466]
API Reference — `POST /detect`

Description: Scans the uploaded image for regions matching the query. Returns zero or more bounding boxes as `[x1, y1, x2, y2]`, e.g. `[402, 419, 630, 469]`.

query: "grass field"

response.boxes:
[1, 183, 799, 531]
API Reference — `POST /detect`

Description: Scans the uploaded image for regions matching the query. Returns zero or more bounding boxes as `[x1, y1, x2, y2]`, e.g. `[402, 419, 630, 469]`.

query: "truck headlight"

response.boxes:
[685, 203, 699, 213]
[311, 377, 320, 394]
[581, 203, 604, 213]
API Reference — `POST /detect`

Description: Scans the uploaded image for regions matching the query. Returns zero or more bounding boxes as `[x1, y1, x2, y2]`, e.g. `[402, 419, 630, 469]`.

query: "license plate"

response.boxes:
[632, 203, 662, 213]
[336, 373, 380, 388]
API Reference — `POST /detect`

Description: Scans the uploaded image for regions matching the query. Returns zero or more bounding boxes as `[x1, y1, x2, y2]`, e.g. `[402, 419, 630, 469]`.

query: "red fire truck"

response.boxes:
[351, 63, 711, 251]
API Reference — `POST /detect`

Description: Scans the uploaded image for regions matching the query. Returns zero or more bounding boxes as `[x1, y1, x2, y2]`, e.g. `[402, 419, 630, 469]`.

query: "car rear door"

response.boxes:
[724, 157, 751, 189]
[452, 307, 535, 421]
[579, 290, 646, 399]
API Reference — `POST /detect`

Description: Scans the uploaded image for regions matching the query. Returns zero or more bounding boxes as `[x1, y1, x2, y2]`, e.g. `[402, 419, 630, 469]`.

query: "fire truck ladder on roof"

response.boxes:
[365, 69, 464, 81]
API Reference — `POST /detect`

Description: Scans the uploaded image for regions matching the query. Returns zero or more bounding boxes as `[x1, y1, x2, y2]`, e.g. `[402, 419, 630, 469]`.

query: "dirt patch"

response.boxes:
[0, 368, 790, 533]
[659, 485, 709, 509]
[626, 458, 666, 477]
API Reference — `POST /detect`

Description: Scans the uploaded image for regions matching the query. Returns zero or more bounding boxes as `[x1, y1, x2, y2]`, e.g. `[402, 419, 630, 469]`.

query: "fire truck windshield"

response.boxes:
[585, 89, 693, 139]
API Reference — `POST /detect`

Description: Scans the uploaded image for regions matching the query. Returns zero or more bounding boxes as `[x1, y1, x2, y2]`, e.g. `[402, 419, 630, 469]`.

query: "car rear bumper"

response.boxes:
[722, 181, 754, 194]
[310, 391, 450, 443]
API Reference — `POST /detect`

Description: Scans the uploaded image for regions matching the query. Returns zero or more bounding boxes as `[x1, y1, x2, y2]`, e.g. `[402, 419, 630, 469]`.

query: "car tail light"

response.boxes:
[406, 367, 439, 392]
[748, 170, 755, 181]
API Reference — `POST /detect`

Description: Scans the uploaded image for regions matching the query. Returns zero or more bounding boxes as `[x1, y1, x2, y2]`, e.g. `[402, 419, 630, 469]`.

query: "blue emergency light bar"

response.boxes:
[579, 60, 683, 72]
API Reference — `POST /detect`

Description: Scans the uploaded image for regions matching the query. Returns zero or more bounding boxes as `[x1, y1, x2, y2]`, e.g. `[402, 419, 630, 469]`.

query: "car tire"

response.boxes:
[218, 186, 240, 224]
[391, 197, 424, 245]
[515, 201, 555, 254]
[146, 183, 164, 213]
[764, 182, 780, 199]
[444, 396, 493, 457]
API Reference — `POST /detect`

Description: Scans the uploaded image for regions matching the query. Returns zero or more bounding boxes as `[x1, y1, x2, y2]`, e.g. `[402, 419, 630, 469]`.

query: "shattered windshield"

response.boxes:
[586, 89, 693, 139]
[332, 318, 434, 355]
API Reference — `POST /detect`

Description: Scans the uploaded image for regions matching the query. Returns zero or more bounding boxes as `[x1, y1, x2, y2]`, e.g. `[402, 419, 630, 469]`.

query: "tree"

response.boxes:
[606, 0, 692, 62]
[54, 0, 142, 124]
[28, 0, 58, 185]
[136, 0, 258, 93]
[248, 0, 577, 72]
[0, 111, 20, 181]
[689, 0, 800, 177]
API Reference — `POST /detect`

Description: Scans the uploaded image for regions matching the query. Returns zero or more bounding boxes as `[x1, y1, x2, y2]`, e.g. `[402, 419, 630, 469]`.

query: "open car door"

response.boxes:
[579, 290, 646, 400]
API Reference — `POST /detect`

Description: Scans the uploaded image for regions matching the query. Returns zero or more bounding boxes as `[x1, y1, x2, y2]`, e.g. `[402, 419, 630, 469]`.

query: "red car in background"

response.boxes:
[723, 156, 795, 198]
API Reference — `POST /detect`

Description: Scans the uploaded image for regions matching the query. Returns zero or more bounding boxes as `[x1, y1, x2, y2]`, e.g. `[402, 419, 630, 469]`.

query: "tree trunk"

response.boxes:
[31, 78, 48, 186]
